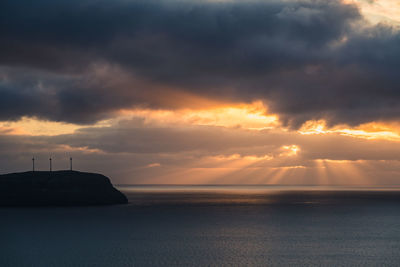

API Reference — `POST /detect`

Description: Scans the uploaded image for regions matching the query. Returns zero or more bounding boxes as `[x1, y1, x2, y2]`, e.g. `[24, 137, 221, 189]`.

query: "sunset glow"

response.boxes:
[299, 120, 400, 141]
[0, 117, 85, 136]
[3, 1, 400, 266]
[118, 101, 278, 130]
[1, 0, 400, 186]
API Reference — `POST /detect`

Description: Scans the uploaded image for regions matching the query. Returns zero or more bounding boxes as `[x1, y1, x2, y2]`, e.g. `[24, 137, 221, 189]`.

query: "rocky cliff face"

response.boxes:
[0, 171, 128, 206]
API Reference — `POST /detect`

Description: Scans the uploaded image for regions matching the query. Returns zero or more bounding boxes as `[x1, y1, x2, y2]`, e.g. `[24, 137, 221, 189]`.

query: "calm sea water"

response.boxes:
[2, 185, 400, 266]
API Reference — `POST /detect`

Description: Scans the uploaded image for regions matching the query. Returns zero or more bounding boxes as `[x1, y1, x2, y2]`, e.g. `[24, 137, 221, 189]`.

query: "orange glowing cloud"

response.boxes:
[299, 120, 400, 141]
[0, 117, 86, 136]
[118, 101, 278, 130]
[3, 97, 400, 186]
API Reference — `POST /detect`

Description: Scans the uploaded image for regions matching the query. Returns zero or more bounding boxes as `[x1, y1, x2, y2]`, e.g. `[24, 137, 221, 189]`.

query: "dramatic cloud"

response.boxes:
[2, 116, 400, 184]
[1, 0, 400, 185]
[1, 0, 399, 126]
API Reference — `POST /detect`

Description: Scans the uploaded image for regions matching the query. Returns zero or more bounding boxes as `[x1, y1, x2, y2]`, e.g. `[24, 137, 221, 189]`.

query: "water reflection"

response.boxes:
[3, 185, 400, 266]
[118, 185, 400, 206]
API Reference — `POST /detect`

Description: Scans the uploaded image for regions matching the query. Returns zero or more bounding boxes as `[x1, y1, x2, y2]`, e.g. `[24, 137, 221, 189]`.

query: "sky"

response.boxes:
[1, 0, 400, 185]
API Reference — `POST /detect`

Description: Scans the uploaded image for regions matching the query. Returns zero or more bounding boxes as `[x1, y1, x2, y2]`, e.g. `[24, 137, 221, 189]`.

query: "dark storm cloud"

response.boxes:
[1, 0, 399, 126]
[0, 65, 150, 123]
[0, 0, 357, 70]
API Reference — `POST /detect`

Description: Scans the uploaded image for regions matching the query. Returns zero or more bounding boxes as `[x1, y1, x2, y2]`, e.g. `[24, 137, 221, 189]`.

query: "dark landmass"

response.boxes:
[0, 171, 128, 206]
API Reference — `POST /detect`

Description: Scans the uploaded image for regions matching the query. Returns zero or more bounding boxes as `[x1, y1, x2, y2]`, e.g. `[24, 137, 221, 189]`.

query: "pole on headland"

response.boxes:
[32, 157, 35, 172]
[70, 157, 72, 171]
[49, 158, 52, 172]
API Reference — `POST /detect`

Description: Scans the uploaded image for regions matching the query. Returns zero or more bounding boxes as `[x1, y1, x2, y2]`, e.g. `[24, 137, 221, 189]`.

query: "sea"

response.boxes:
[2, 185, 400, 266]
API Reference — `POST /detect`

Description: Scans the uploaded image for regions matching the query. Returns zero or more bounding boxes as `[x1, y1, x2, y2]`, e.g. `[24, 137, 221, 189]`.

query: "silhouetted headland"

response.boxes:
[0, 171, 128, 206]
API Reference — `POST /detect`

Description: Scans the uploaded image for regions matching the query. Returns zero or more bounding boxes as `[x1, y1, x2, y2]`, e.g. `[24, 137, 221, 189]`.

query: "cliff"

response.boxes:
[0, 171, 128, 206]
